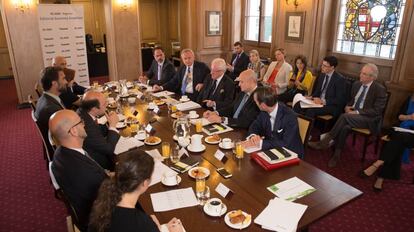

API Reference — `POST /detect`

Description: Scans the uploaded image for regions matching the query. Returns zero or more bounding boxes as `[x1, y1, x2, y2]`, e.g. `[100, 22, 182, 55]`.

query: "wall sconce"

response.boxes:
[286, 0, 301, 9]
[117, 0, 132, 11]
[12, 0, 32, 12]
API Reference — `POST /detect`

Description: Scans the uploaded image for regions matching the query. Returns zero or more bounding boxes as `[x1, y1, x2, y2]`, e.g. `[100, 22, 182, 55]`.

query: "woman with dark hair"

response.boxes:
[88, 151, 184, 232]
[262, 48, 292, 94]
[278, 55, 313, 103]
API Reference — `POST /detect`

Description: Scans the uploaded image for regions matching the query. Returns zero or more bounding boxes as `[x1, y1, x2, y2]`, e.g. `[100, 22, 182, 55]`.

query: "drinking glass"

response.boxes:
[235, 139, 244, 159]
[195, 119, 203, 133]
[195, 178, 209, 205]
[161, 142, 171, 158]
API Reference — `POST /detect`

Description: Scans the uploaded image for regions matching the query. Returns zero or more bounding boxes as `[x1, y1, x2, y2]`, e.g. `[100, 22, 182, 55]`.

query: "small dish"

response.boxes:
[171, 112, 186, 119]
[219, 142, 234, 150]
[187, 114, 199, 119]
[144, 136, 162, 145]
[188, 167, 210, 179]
[161, 176, 182, 186]
[224, 210, 252, 230]
[203, 201, 227, 217]
[204, 135, 221, 145]
[187, 144, 206, 153]
[134, 133, 148, 141]
[180, 98, 190, 102]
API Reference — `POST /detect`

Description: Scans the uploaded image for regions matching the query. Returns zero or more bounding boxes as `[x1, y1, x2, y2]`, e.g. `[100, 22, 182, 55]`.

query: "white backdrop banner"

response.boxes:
[38, 4, 90, 87]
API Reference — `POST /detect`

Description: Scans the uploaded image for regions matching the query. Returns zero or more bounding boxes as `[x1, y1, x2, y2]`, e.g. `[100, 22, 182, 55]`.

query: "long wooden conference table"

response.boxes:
[114, 92, 363, 232]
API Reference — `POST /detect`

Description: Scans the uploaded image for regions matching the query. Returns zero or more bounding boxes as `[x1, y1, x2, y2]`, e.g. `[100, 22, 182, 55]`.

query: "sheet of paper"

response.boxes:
[293, 93, 323, 108]
[152, 91, 175, 98]
[393, 127, 414, 134]
[114, 136, 144, 155]
[189, 118, 211, 126]
[145, 149, 165, 162]
[254, 198, 307, 232]
[267, 177, 315, 201]
[149, 161, 176, 186]
[176, 101, 201, 111]
[243, 144, 261, 154]
[150, 187, 198, 212]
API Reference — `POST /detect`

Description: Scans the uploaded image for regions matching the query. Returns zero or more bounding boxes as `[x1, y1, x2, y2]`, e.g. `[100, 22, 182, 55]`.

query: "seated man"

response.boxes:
[203, 69, 260, 129]
[50, 110, 108, 231]
[226, 41, 250, 81]
[77, 91, 120, 170]
[197, 58, 235, 110]
[309, 63, 387, 167]
[293, 56, 346, 118]
[138, 47, 176, 86]
[153, 48, 210, 102]
[35, 66, 68, 155]
[244, 86, 304, 157]
[53, 55, 86, 95]
[59, 68, 82, 109]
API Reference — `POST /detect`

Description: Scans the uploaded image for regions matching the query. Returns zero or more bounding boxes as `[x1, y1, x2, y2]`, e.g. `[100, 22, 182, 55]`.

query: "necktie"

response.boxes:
[208, 80, 217, 98]
[232, 54, 240, 66]
[321, 75, 329, 93]
[233, 94, 249, 118]
[181, 66, 191, 95]
[354, 85, 368, 110]
[157, 64, 162, 80]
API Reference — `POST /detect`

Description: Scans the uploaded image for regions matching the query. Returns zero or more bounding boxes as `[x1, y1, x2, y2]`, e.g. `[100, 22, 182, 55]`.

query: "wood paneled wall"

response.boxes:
[72, 0, 106, 44]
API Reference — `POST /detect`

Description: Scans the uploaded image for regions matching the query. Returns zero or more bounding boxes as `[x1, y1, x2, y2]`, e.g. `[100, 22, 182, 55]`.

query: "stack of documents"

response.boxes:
[254, 198, 307, 232]
[152, 91, 175, 98]
[150, 187, 198, 212]
[267, 177, 316, 201]
[114, 136, 144, 155]
[176, 101, 201, 111]
[293, 93, 323, 108]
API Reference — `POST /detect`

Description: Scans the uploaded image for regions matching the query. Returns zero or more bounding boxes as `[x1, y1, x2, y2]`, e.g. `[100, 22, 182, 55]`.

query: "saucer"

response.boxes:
[180, 98, 190, 102]
[224, 210, 252, 229]
[161, 176, 182, 186]
[219, 142, 233, 150]
[135, 133, 148, 140]
[203, 202, 227, 217]
[188, 114, 199, 119]
[115, 122, 127, 129]
[187, 144, 206, 152]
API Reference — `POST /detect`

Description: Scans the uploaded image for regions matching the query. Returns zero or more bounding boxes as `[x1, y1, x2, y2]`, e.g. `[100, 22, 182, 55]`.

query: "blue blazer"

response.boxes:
[248, 103, 304, 158]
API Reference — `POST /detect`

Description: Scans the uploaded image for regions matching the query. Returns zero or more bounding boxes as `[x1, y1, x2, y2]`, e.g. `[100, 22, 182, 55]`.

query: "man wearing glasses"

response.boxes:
[50, 110, 108, 231]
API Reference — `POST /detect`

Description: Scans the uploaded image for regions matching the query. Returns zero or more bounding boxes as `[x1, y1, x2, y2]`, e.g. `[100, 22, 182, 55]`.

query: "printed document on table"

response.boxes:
[114, 137, 144, 155]
[393, 127, 414, 134]
[152, 91, 175, 98]
[293, 93, 323, 108]
[149, 161, 176, 186]
[176, 101, 202, 111]
[150, 187, 198, 212]
[189, 118, 211, 126]
[267, 177, 315, 201]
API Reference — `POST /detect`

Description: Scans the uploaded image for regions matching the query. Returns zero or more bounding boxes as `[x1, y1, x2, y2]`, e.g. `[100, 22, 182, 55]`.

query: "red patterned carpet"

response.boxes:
[0, 78, 413, 232]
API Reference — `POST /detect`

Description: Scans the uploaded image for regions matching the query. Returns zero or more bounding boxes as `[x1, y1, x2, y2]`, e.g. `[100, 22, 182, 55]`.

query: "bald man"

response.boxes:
[203, 69, 260, 129]
[77, 91, 120, 170]
[52, 56, 67, 69]
[197, 58, 235, 110]
[50, 110, 107, 231]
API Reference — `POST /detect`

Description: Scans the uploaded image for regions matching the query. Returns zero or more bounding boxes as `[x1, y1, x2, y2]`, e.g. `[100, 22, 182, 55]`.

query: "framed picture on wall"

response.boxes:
[285, 12, 305, 43]
[206, 11, 222, 36]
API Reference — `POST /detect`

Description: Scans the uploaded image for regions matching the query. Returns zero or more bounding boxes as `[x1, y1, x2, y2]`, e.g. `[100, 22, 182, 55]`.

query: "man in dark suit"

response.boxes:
[35, 66, 68, 155]
[294, 56, 347, 118]
[50, 110, 108, 231]
[244, 86, 304, 158]
[203, 69, 260, 129]
[77, 91, 120, 171]
[226, 41, 250, 80]
[153, 48, 210, 102]
[138, 47, 176, 86]
[309, 63, 387, 167]
[197, 58, 235, 110]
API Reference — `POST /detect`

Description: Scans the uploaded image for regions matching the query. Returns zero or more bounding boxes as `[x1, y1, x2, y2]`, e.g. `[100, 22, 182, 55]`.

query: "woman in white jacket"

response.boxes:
[262, 48, 292, 94]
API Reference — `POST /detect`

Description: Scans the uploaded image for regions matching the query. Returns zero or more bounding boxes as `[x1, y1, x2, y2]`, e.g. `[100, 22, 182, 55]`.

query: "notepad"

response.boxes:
[150, 188, 198, 212]
[114, 136, 144, 155]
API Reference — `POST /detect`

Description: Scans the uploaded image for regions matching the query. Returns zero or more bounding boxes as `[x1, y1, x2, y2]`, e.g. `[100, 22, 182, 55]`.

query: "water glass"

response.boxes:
[235, 139, 244, 159]
[162, 142, 171, 158]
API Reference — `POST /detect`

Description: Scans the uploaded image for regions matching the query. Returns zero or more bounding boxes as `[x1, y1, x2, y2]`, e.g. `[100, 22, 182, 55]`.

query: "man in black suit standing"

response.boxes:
[138, 47, 176, 86]
[203, 69, 260, 129]
[35, 66, 68, 155]
[244, 86, 304, 157]
[153, 48, 210, 102]
[197, 58, 235, 110]
[226, 41, 250, 81]
[50, 110, 107, 231]
[294, 56, 347, 118]
[309, 63, 387, 167]
[77, 91, 120, 171]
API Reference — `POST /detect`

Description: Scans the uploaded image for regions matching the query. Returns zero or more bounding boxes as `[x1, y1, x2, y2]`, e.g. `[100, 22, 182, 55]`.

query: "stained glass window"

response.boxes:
[336, 0, 406, 59]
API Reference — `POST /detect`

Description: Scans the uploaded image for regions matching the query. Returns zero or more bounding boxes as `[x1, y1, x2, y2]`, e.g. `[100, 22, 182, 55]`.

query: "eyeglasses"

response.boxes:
[68, 119, 84, 134]
[321, 63, 331, 68]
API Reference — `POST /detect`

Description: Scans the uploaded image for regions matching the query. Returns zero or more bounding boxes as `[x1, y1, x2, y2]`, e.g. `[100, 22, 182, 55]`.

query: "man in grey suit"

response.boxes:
[77, 91, 120, 170]
[35, 66, 68, 155]
[309, 63, 387, 167]
[138, 47, 176, 86]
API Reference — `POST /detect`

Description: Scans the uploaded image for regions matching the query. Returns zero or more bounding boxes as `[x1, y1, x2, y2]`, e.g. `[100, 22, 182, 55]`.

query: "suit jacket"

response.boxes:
[77, 108, 120, 170]
[163, 61, 210, 101]
[347, 81, 387, 132]
[60, 87, 80, 109]
[197, 74, 235, 110]
[146, 59, 176, 86]
[35, 93, 64, 154]
[311, 71, 347, 116]
[218, 90, 260, 129]
[51, 146, 107, 230]
[248, 103, 304, 158]
[228, 52, 250, 80]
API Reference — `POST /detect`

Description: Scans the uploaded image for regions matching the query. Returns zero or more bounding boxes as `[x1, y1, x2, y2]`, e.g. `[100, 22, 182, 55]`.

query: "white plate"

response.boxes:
[180, 98, 190, 102]
[203, 201, 227, 217]
[187, 144, 206, 152]
[204, 136, 221, 145]
[116, 122, 127, 129]
[219, 142, 234, 150]
[171, 113, 187, 119]
[224, 210, 252, 230]
[144, 137, 162, 146]
[188, 114, 199, 119]
[134, 133, 148, 141]
[188, 167, 210, 179]
[161, 176, 182, 186]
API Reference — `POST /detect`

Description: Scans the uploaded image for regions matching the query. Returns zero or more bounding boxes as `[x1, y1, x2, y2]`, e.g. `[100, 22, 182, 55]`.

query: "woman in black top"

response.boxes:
[89, 151, 184, 232]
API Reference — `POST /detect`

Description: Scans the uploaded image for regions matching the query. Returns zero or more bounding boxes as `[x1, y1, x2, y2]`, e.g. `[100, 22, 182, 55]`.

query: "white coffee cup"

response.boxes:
[190, 134, 203, 149]
[222, 138, 232, 149]
[128, 97, 136, 104]
[207, 198, 223, 215]
[136, 130, 147, 140]
[163, 172, 178, 186]
[189, 110, 197, 118]
[181, 95, 189, 101]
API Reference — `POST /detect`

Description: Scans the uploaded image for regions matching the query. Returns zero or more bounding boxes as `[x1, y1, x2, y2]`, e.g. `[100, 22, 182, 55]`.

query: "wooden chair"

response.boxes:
[297, 114, 313, 157]
[351, 92, 391, 161]
[35, 82, 43, 98]
[28, 94, 36, 112]
[31, 110, 53, 169]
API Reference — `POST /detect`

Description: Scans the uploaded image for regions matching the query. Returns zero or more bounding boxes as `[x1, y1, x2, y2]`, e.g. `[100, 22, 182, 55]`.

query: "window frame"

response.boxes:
[242, 0, 273, 47]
